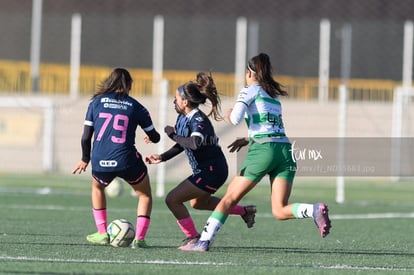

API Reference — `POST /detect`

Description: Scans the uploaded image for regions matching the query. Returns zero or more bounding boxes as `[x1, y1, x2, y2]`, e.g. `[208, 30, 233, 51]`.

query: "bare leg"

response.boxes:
[270, 177, 295, 220]
[91, 177, 106, 210]
[165, 179, 211, 220]
[214, 176, 256, 215]
[131, 174, 152, 217]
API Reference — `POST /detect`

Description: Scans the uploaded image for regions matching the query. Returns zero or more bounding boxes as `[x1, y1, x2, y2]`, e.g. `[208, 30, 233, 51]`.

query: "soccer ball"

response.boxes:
[107, 219, 135, 247]
[105, 178, 124, 197]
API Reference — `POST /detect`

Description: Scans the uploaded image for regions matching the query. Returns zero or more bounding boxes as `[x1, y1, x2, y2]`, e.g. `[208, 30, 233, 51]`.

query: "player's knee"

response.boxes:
[272, 208, 285, 220]
[189, 199, 205, 210]
[189, 200, 197, 209]
[164, 193, 174, 208]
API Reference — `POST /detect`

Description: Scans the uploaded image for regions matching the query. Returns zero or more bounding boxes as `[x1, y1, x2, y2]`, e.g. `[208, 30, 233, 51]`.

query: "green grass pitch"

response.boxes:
[0, 173, 413, 274]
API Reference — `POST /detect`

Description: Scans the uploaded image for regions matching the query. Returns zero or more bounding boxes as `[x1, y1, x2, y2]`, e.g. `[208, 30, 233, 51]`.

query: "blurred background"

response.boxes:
[0, 0, 413, 186]
[1, 0, 414, 97]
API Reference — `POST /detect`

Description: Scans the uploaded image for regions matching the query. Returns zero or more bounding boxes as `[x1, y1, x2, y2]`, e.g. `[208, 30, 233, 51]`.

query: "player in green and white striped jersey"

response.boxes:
[181, 53, 331, 252]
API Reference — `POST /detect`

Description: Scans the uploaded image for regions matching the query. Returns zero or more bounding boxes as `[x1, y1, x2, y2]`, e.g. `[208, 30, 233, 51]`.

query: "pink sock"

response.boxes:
[136, 216, 150, 241]
[229, 205, 245, 215]
[177, 216, 199, 238]
[92, 208, 107, 234]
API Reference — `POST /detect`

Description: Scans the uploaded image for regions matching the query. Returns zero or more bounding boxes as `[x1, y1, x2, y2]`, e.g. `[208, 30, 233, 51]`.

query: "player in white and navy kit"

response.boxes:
[182, 54, 332, 252]
[146, 72, 256, 248]
[72, 68, 160, 248]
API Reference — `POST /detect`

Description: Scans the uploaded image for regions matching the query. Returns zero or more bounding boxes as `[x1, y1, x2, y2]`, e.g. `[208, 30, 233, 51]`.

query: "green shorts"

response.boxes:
[239, 141, 296, 183]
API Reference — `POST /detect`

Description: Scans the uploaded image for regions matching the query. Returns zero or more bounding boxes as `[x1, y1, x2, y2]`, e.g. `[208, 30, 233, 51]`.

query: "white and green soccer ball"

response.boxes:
[107, 219, 135, 247]
[105, 178, 124, 197]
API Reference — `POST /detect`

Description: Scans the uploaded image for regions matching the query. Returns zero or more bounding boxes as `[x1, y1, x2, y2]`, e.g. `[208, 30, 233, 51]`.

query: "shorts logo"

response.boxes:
[99, 160, 118, 167]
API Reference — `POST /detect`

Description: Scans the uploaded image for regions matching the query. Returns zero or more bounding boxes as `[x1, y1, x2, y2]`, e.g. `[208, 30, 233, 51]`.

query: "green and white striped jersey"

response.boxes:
[231, 83, 289, 143]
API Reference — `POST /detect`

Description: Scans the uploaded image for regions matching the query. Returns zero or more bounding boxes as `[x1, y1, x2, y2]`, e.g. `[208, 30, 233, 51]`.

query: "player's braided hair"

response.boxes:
[247, 53, 288, 97]
[92, 68, 132, 100]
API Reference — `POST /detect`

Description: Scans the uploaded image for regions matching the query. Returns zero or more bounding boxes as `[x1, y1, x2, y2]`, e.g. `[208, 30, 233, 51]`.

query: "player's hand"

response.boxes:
[72, 160, 88, 174]
[225, 108, 233, 123]
[143, 136, 151, 144]
[227, 137, 249, 153]
[145, 154, 162, 164]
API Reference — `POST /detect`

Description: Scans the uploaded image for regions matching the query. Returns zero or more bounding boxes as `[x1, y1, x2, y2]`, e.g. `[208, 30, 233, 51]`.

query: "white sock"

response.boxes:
[199, 217, 222, 242]
[293, 203, 314, 218]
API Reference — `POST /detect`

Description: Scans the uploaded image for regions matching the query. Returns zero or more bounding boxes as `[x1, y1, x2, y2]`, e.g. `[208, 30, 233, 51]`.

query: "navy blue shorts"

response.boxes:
[92, 153, 148, 187]
[187, 158, 228, 194]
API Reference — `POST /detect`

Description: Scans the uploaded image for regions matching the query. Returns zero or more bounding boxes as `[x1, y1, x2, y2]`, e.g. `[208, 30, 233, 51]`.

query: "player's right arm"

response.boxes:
[72, 124, 93, 174]
[146, 143, 184, 165]
[227, 86, 256, 125]
[80, 125, 93, 163]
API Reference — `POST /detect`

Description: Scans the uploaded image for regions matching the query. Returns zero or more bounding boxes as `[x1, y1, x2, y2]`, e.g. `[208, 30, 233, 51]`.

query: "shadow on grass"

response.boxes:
[2, 232, 413, 257]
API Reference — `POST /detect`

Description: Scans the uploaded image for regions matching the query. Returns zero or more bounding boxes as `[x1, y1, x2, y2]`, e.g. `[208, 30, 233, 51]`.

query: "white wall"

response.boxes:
[0, 96, 412, 181]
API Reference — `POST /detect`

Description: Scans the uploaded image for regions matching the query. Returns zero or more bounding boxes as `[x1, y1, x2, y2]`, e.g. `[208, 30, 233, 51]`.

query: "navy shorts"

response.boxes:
[187, 157, 228, 194]
[92, 153, 148, 187]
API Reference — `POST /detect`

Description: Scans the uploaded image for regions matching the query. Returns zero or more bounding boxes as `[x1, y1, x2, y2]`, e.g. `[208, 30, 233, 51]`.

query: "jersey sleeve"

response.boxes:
[229, 101, 247, 125]
[136, 103, 155, 132]
[84, 100, 94, 127]
[230, 86, 257, 125]
[188, 114, 207, 143]
[236, 85, 257, 106]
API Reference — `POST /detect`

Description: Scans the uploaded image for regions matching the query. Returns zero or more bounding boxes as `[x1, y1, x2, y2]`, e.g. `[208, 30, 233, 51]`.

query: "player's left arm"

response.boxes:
[138, 104, 161, 143]
[164, 125, 202, 150]
[144, 127, 160, 143]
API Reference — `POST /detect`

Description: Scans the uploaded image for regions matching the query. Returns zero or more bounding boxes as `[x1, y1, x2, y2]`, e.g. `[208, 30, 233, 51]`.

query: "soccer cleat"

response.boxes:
[179, 240, 210, 252]
[313, 203, 331, 238]
[86, 232, 109, 245]
[131, 239, 149, 249]
[241, 205, 257, 228]
[178, 235, 200, 249]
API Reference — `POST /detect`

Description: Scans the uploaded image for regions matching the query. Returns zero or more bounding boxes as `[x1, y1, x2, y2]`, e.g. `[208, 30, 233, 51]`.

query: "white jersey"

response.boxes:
[231, 83, 289, 143]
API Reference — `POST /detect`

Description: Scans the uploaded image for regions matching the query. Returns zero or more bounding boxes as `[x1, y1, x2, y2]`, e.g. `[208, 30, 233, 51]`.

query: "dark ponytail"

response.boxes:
[196, 72, 223, 121]
[247, 53, 288, 97]
[178, 72, 223, 121]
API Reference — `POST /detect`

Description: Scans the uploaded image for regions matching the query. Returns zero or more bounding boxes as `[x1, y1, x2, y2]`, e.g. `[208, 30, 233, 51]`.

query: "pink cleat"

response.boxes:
[313, 203, 331, 238]
[179, 240, 210, 252]
[178, 235, 200, 250]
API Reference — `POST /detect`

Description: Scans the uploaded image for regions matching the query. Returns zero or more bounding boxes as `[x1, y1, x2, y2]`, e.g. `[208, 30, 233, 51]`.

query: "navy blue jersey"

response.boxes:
[84, 92, 155, 172]
[175, 108, 226, 173]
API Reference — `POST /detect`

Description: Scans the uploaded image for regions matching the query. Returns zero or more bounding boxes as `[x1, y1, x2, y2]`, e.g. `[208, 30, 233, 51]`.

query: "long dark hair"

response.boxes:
[178, 72, 223, 121]
[92, 68, 132, 100]
[247, 53, 288, 97]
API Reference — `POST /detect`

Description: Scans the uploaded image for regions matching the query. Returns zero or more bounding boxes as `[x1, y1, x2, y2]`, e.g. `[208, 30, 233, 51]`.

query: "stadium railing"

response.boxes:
[0, 60, 399, 101]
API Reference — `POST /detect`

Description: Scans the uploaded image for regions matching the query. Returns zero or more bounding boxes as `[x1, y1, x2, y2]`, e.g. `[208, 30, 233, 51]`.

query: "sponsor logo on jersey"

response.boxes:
[99, 160, 118, 167]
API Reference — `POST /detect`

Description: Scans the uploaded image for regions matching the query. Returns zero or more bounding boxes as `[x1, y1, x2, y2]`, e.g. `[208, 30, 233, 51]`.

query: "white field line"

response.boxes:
[0, 256, 412, 272]
[257, 212, 414, 219]
[2, 203, 414, 220]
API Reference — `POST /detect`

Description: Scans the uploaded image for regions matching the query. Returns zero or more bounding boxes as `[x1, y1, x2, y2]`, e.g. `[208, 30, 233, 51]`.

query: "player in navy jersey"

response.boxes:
[72, 68, 160, 248]
[145, 72, 256, 249]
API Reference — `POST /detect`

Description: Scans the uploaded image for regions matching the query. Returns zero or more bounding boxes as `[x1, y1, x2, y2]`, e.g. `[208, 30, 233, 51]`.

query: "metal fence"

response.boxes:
[0, 0, 413, 99]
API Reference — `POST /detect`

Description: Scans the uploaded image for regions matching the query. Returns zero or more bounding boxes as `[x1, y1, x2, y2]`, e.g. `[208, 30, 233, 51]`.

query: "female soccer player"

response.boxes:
[181, 54, 332, 252]
[72, 68, 160, 248]
[145, 72, 256, 249]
